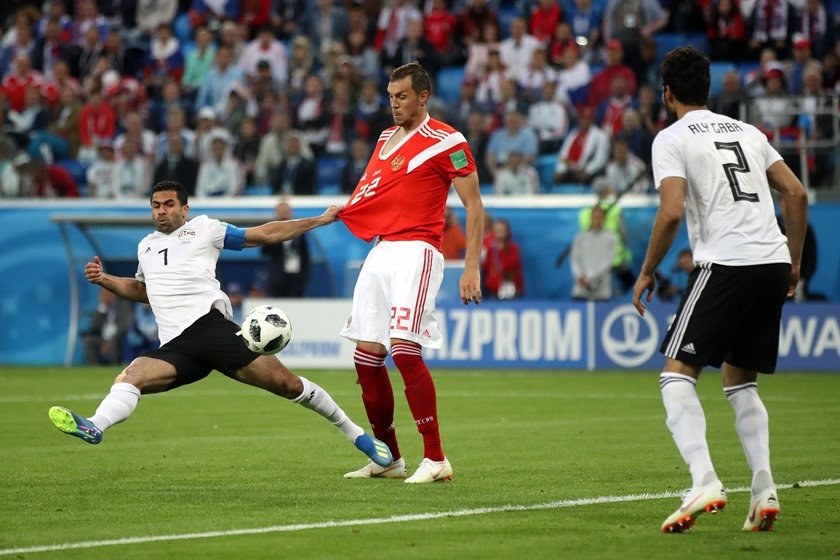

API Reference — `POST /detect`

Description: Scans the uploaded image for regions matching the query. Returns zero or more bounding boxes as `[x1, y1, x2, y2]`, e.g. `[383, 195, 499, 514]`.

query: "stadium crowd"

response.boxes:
[0, 0, 837, 199]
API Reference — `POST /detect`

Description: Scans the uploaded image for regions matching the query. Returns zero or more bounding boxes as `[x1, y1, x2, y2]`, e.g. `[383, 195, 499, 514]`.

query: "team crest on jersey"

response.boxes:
[178, 229, 195, 240]
[390, 154, 405, 171]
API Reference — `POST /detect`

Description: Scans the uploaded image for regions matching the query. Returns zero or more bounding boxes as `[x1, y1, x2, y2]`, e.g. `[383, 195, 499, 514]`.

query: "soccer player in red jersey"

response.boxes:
[340, 62, 485, 483]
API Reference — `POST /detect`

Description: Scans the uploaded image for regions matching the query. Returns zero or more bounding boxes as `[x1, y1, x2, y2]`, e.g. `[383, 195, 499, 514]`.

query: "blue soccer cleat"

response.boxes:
[354, 433, 393, 467]
[49, 406, 102, 444]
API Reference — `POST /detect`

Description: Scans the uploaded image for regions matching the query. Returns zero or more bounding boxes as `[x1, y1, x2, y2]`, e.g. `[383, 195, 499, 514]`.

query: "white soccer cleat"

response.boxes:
[343, 457, 407, 479]
[661, 479, 727, 533]
[742, 489, 780, 532]
[404, 457, 453, 484]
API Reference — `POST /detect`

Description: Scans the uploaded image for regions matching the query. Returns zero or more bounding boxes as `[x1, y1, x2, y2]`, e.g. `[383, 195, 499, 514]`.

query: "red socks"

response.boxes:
[353, 348, 401, 461]
[391, 341, 445, 462]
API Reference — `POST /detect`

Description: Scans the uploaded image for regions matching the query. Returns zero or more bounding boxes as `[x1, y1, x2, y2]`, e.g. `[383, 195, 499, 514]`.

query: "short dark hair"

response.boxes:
[659, 46, 710, 106]
[151, 181, 188, 205]
[390, 62, 432, 96]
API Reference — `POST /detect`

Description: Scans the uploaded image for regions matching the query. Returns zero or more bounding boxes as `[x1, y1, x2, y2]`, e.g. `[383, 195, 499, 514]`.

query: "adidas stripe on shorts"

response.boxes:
[660, 262, 790, 373]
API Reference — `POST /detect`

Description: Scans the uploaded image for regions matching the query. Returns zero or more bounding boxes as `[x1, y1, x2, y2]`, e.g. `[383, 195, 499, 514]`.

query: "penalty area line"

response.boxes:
[2, 478, 838, 556]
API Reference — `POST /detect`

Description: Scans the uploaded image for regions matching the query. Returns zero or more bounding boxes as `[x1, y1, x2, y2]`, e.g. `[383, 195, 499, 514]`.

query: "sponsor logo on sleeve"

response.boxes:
[450, 149, 468, 170]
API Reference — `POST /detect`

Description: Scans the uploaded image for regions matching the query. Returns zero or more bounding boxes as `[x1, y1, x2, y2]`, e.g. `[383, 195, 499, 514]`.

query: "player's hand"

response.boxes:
[84, 256, 104, 285]
[460, 268, 482, 305]
[787, 264, 801, 298]
[632, 271, 656, 316]
[321, 204, 343, 223]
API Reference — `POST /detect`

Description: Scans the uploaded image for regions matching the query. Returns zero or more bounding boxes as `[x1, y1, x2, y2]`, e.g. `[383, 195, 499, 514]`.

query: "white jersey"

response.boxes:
[652, 109, 790, 266]
[135, 215, 243, 345]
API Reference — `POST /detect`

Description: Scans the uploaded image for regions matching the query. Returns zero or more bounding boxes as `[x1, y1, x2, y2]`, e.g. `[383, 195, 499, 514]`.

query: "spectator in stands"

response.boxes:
[226, 282, 245, 325]
[86, 139, 119, 198]
[255, 109, 292, 185]
[499, 17, 542, 83]
[603, 0, 667, 81]
[482, 218, 524, 300]
[193, 106, 224, 163]
[77, 90, 117, 163]
[218, 85, 257, 139]
[465, 22, 501, 79]
[345, 27, 380, 84]
[486, 109, 539, 178]
[287, 36, 315, 103]
[0, 137, 21, 196]
[604, 134, 650, 194]
[196, 132, 243, 196]
[341, 138, 370, 194]
[636, 83, 666, 136]
[148, 80, 183, 134]
[16, 155, 79, 197]
[798, 0, 832, 59]
[195, 45, 244, 115]
[596, 74, 635, 137]
[114, 137, 152, 198]
[152, 134, 198, 195]
[798, 61, 833, 186]
[375, 0, 423, 61]
[528, 80, 570, 154]
[621, 108, 653, 168]
[305, 0, 350, 62]
[556, 45, 591, 104]
[706, 0, 747, 61]
[579, 177, 633, 288]
[181, 27, 216, 101]
[571, 205, 617, 301]
[709, 70, 744, 120]
[40, 60, 80, 111]
[746, 0, 795, 58]
[664, 0, 706, 34]
[354, 80, 390, 144]
[271, 0, 306, 40]
[218, 21, 246, 62]
[518, 49, 557, 101]
[451, 76, 488, 131]
[587, 40, 636, 108]
[234, 117, 260, 187]
[531, 0, 563, 45]
[458, 0, 499, 49]
[475, 50, 507, 106]
[744, 48, 780, 96]
[262, 200, 311, 298]
[494, 151, 539, 195]
[465, 111, 493, 185]
[270, 134, 316, 195]
[136, 0, 178, 39]
[753, 64, 795, 138]
[425, 0, 459, 65]
[441, 206, 467, 260]
[553, 106, 610, 184]
[36, 2, 73, 45]
[188, 0, 238, 32]
[383, 18, 440, 78]
[102, 28, 142, 79]
[71, 26, 103, 82]
[30, 86, 81, 161]
[238, 0, 270, 29]
[296, 74, 330, 156]
[82, 288, 133, 366]
[788, 34, 815, 94]
[3, 54, 43, 114]
[239, 25, 288, 88]
[115, 111, 156, 158]
[657, 248, 694, 302]
[32, 17, 71, 79]
[0, 12, 36, 79]
[547, 21, 576, 67]
[565, 0, 604, 60]
[6, 86, 48, 149]
[72, 0, 109, 46]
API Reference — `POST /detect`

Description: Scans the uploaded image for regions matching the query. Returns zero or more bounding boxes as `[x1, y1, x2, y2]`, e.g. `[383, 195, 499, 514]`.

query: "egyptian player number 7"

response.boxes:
[714, 141, 759, 203]
[350, 177, 381, 206]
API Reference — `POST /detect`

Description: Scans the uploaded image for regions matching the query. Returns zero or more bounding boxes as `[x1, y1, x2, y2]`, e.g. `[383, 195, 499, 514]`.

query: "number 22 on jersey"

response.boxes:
[350, 177, 381, 206]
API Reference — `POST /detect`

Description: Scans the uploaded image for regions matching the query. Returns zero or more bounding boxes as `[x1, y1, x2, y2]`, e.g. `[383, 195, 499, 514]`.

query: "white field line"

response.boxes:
[1, 478, 838, 557]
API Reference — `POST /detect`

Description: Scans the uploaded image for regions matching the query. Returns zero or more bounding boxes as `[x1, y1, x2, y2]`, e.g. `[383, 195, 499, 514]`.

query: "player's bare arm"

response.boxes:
[244, 205, 343, 247]
[766, 160, 808, 297]
[633, 177, 686, 315]
[84, 255, 149, 303]
[453, 171, 485, 305]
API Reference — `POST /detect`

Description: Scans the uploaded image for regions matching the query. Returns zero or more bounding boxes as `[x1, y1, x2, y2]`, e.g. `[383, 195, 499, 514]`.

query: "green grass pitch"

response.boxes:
[1, 367, 838, 559]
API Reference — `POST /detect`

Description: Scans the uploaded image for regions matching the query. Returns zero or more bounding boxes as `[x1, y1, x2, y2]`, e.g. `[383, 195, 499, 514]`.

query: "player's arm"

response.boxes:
[453, 171, 485, 305]
[633, 177, 685, 315]
[766, 160, 808, 296]
[243, 205, 343, 247]
[85, 256, 149, 303]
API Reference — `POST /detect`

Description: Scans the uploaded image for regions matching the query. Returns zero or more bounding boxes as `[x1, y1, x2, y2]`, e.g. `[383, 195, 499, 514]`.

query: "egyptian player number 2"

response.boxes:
[350, 177, 381, 206]
[714, 141, 759, 203]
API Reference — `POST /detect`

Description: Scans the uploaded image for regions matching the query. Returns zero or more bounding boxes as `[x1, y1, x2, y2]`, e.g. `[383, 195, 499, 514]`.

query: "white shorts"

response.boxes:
[340, 240, 444, 350]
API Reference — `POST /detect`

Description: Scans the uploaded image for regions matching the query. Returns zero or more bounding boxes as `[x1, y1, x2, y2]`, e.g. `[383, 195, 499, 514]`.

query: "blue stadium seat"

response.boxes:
[316, 156, 344, 193]
[317, 184, 341, 196]
[655, 33, 686, 63]
[566, 83, 590, 107]
[244, 184, 272, 196]
[536, 154, 557, 188]
[479, 183, 494, 195]
[174, 13, 191, 43]
[498, 6, 518, 38]
[55, 159, 88, 188]
[549, 183, 590, 194]
[709, 62, 736, 98]
[683, 33, 709, 53]
[436, 66, 465, 105]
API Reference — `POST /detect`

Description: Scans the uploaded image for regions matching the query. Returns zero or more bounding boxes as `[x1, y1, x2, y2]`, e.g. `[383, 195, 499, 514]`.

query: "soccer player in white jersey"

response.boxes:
[631, 47, 807, 533]
[48, 181, 393, 472]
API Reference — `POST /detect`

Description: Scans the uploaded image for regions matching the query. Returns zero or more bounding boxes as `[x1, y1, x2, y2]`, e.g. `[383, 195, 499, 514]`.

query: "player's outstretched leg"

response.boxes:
[391, 341, 452, 483]
[724, 375, 780, 531]
[660, 372, 722, 531]
[48, 381, 141, 445]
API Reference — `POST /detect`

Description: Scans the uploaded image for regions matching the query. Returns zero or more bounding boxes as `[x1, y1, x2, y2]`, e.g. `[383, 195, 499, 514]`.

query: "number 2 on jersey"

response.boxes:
[350, 177, 381, 206]
[714, 141, 759, 203]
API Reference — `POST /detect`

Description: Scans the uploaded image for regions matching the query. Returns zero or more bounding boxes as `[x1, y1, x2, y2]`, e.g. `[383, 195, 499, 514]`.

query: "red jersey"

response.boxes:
[340, 116, 476, 251]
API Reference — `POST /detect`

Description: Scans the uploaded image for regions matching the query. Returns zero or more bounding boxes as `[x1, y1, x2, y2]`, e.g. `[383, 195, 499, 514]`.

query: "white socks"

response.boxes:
[89, 382, 141, 431]
[725, 382, 774, 496]
[660, 372, 717, 490]
[293, 376, 364, 443]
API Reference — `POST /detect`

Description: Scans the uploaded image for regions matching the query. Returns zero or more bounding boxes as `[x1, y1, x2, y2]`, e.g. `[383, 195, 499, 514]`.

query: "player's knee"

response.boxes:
[114, 370, 128, 384]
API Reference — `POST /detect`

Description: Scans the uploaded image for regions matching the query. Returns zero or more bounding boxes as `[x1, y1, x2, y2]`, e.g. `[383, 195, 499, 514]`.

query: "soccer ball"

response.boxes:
[238, 305, 292, 355]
